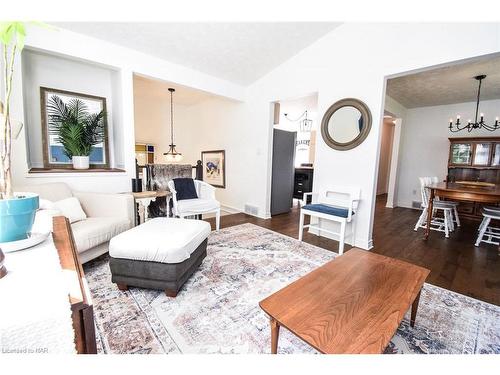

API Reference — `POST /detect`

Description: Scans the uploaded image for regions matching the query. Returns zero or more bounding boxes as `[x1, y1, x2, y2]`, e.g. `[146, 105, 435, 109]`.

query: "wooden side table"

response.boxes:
[131, 191, 171, 224]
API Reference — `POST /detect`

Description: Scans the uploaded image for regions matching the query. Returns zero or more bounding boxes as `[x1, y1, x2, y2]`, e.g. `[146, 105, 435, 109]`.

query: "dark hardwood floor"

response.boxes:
[206, 196, 500, 306]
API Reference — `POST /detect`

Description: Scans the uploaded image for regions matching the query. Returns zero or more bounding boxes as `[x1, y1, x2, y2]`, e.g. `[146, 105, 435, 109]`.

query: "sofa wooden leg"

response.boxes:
[165, 289, 178, 298]
[117, 283, 129, 291]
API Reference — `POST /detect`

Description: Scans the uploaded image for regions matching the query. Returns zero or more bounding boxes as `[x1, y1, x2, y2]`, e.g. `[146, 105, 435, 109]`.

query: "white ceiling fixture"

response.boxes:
[387, 55, 500, 108]
[54, 22, 340, 85]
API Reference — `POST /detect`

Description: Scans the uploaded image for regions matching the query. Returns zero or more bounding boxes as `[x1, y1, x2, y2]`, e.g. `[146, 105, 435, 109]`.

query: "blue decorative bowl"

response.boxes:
[0, 193, 39, 242]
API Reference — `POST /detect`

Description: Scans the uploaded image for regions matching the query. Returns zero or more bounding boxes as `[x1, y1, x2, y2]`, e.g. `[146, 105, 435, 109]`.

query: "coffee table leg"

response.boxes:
[410, 290, 422, 328]
[270, 317, 280, 354]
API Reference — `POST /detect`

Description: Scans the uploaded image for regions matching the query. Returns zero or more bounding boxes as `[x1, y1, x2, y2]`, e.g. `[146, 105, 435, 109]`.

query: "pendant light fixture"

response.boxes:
[449, 75, 499, 133]
[163, 87, 183, 162]
[284, 110, 313, 132]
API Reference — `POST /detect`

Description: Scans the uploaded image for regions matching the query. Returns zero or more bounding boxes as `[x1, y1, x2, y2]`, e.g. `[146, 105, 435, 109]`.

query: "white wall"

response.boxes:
[396, 98, 500, 208]
[21, 49, 123, 169]
[274, 94, 318, 167]
[244, 23, 500, 249]
[133, 79, 246, 212]
[133, 82, 200, 165]
[384, 96, 407, 207]
[7, 23, 500, 241]
[376, 120, 394, 195]
[9, 25, 244, 194]
[186, 97, 246, 212]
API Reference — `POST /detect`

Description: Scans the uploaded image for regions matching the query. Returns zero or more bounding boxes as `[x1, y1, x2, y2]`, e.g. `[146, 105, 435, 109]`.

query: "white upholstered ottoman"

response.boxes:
[109, 218, 211, 297]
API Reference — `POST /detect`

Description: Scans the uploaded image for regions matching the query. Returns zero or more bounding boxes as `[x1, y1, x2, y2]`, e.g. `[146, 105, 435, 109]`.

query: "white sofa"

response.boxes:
[17, 182, 135, 263]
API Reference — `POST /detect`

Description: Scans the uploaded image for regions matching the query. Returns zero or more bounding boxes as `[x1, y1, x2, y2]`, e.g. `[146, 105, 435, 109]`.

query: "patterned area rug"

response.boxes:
[83, 223, 500, 354]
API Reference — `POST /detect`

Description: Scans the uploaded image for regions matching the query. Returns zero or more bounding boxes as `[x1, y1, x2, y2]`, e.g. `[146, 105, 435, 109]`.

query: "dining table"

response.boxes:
[424, 182, 500, 247]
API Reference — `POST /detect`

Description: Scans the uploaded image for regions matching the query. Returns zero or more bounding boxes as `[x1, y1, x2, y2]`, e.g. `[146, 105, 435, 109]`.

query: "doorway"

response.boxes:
[269, 93, 318, 216]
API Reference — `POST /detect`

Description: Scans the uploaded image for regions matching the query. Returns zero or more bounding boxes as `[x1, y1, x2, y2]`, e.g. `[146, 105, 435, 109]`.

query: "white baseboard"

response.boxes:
[308, 227, 373, 250]
[220, 205, 240, 214]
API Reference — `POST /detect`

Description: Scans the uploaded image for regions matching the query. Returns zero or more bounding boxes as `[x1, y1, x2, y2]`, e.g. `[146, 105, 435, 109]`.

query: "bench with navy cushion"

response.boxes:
[302, 204, 355, 218]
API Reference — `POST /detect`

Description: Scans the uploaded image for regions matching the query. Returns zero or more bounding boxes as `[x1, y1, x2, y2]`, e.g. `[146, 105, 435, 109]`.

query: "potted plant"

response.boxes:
[47, 95, 106, 169]
[0, 22, 39, 243]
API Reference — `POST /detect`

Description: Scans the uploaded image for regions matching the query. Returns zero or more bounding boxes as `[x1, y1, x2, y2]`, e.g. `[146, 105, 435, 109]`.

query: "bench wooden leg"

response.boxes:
[270, 317, 280, 354]
[165, 289, 178, 298]
[117, 283, 128, 291]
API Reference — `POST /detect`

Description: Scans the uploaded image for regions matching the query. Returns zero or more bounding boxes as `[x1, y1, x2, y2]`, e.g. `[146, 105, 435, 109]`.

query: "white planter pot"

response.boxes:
[72, 156, 90, 170]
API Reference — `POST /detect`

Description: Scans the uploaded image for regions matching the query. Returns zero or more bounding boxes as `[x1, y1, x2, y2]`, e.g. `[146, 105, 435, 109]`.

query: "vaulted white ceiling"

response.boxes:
[387, 55, 500, 108]
[54, 22, 340, 85]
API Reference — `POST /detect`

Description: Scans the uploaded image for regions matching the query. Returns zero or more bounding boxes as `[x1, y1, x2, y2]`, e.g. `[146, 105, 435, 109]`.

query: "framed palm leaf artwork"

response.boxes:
[40, 87, 109, 169]
[201, 150, 226, 188]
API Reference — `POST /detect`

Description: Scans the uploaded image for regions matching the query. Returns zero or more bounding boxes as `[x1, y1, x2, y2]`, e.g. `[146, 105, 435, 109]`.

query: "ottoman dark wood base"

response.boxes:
[109, 238, 207, 297]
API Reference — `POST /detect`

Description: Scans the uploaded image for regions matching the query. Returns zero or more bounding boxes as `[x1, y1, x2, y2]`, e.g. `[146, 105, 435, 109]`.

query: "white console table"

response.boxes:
[131, 190, 171, 224]
[0, 237, 76, 354]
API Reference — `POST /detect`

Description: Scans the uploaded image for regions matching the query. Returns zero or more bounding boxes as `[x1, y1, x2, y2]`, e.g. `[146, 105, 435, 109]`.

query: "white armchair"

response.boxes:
[168, 179, 221, 231]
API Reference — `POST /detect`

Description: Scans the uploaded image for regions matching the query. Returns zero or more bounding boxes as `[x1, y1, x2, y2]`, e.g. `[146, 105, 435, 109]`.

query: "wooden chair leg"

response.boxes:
[117, 283, 128, 291]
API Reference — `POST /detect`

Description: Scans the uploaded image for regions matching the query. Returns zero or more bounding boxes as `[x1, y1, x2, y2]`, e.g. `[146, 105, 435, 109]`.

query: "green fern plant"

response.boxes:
[47, 95, 106, 159]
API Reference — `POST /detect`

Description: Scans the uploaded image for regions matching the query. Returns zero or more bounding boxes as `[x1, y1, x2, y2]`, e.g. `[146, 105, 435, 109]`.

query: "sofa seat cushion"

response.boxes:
[177, 198, 220, 214]
[109, 218, 211, 264]
[72, 217, 131, 254]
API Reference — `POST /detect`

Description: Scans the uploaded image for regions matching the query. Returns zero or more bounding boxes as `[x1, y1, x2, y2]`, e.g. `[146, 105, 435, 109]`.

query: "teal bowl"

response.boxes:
[0, 193, 39, 243]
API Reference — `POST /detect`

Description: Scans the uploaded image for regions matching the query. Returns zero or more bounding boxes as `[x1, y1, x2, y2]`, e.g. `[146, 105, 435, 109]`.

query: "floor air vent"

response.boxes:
[244, 204, 258, 216]
[412, 201, 422, 209]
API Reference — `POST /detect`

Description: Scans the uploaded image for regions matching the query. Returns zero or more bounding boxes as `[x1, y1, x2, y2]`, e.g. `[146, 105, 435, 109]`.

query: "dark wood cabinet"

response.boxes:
[294, 168, 314, 201]
[447, 137, 500, 220]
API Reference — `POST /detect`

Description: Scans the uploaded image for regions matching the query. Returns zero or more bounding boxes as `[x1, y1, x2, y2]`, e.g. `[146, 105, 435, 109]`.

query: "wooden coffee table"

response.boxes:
[259, 249, 430, 354]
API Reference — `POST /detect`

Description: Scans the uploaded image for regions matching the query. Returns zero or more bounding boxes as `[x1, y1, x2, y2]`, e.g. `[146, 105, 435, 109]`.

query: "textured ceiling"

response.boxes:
[387, 55, 500, 108]
[54, 22, 340, 85]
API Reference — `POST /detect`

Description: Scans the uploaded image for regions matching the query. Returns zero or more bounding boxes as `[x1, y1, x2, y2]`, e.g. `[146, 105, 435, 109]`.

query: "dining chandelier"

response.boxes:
[449, 75, 499, 133]
[163, 87, 183, 162]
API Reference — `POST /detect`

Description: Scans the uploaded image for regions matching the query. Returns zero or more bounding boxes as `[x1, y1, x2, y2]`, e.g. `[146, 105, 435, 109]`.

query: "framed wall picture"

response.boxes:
[40, 87, 109, 169]
[201, 150, 226, 188]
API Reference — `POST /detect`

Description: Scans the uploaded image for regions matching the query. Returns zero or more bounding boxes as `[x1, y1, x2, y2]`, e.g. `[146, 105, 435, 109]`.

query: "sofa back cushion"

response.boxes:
[54, 197, 87, 223]
[15, 182, 73, 202]
[173, 178, 198, 201]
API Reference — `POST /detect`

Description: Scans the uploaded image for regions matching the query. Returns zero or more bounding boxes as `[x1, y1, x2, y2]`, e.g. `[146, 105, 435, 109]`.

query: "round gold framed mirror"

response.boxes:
[320, 98, 372, 151]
